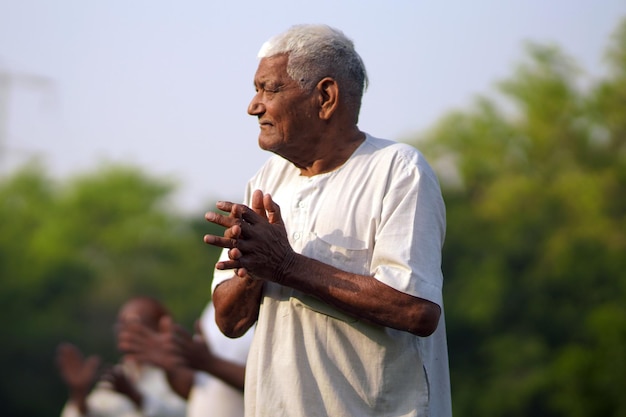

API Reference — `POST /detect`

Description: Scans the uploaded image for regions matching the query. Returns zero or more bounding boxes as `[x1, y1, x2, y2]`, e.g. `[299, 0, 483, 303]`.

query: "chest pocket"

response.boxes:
[305, 231, 371, 276]
[289, 232, 371, 324]
[290, 293, 358, 324]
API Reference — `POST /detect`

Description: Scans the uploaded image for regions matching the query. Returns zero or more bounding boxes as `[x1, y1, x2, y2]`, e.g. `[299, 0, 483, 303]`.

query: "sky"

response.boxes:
[1, 0, 625, 213]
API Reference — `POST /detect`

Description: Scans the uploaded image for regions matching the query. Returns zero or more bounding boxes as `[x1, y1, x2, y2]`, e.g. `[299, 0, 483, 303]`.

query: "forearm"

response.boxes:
[165, 367, 194, 400]
[280, 253, 441, 336]
[199, 356, 246, 391]
[212, 276, 263, 338]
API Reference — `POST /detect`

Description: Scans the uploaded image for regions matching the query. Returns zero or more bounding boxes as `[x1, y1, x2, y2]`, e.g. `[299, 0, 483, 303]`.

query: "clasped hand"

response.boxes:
[117, 316, 209, 372]
[204, 189, 294, 282]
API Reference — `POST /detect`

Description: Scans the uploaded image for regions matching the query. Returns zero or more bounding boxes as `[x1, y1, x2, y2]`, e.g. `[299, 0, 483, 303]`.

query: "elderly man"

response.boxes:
[204, 24, 451, 417]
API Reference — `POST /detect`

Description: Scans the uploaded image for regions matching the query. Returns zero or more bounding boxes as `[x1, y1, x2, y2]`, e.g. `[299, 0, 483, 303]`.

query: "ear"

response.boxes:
[316, 77, 339, 120]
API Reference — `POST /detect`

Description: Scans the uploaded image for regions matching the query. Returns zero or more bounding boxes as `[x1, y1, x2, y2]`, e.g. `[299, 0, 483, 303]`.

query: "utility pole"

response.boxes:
[0, 66, 54, 168]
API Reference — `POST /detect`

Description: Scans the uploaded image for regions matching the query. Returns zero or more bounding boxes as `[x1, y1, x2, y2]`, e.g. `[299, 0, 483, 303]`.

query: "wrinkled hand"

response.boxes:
[101, 364, 142, 408]
[56, 343, 101, 400]
[116, 316, 185, 372]
[204, 189, 294, 281]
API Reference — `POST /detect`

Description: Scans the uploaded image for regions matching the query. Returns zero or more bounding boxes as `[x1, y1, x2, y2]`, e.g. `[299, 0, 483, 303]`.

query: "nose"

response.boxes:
[248, 93, 264, 116]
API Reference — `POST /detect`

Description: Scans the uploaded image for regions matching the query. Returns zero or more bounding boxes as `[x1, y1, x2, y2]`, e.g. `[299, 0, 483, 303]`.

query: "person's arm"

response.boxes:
[157, 318, 247, 391]
[204, 190, 441, 337]
[118, 315, 246, 392]
[211, 275, 263, 338]
[206, 189, 269, 338]
[271, 252, 440, 336]
[103, 363, 187, 417]
[116, 316, 192, 401]
[163, 367, 194, 400]
[185, 320, 246, 390]
[68, 390, 90, 416]
[56, 343, 101, 416]
[100, 365, 143, 409]
[197, 353, 246, 391]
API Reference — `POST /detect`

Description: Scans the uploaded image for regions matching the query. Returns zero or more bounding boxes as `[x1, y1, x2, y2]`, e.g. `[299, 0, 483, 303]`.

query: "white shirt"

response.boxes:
[213, 134, 451, 417]
[61, 363, 186, 417]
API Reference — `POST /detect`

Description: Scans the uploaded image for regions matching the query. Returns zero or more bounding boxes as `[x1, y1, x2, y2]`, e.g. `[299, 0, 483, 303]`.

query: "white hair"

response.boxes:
[258, 24, 368, 116]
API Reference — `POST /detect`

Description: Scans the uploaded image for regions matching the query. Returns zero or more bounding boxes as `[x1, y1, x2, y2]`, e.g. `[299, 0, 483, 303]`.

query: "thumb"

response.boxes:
[251, 189, 267, 219]
[264, 193, 283, 225]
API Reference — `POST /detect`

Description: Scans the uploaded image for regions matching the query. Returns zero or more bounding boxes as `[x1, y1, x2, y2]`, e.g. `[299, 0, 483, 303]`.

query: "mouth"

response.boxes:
[259, 120, 273, 128]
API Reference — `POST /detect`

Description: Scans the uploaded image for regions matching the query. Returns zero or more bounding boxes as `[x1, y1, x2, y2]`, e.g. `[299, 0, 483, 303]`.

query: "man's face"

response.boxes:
[114, 300, 160, 338]
[248, 54, 320, 158]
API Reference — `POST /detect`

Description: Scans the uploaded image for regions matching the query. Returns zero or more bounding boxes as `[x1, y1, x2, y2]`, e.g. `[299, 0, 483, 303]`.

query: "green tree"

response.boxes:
[414, 18, 626, 417]
[0, 162, 220, 417]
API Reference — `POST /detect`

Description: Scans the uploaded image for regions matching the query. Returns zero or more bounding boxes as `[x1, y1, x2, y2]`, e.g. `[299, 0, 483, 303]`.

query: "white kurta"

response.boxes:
[60, 363, 186, 417]
[213, 134, 451, 417]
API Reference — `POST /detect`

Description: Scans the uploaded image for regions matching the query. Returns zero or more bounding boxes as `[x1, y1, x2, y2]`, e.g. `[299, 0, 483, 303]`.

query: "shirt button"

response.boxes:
[297, 201, 305, 208]
[293, 232, 301, 240]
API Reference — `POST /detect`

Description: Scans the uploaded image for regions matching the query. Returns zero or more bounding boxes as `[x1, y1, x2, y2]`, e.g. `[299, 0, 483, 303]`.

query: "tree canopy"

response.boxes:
[413, 18, 626, 417]
[0, 162, 222, 416]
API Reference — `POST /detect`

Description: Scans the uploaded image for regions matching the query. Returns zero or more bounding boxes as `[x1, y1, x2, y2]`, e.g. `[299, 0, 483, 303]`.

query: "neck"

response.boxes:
[295, 128, 365, 177]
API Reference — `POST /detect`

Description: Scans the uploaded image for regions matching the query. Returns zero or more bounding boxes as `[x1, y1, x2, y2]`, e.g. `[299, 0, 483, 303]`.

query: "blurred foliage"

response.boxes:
[0, 163, 223, 417]
[1, 16, 625, 417]
[414, 18, 626, 417]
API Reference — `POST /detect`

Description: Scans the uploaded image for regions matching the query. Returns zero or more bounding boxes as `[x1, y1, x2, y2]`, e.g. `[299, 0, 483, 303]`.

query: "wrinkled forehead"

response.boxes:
[254, 54, 291, 83]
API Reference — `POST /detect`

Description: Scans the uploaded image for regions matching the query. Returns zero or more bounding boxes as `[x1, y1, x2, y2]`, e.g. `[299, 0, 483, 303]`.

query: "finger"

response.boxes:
[159, 316, 174, 334]
[224, 224, 242, 240]
[117, 320, 149, 334]
[236, 267, 252, 279]
[205, 211, 239, 228]
[117, 325, 146, 342]
[237, 202, 268, 226]
[251, 189, 267, 220]
[216, 259, 241, 270]
[118, 328, 151, 350]
[264, 193, 284, 225]
[215, 200, 235, 213]
[117, 337, 140, 353]
[56, 344, 79, 371]
[204, 234, 237, 249]
[228, 247, 242, 260]
[57, 342, 82, 359]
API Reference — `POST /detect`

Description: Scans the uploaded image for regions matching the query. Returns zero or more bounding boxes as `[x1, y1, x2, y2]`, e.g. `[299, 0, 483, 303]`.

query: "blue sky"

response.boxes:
[1, 0, 625, 212]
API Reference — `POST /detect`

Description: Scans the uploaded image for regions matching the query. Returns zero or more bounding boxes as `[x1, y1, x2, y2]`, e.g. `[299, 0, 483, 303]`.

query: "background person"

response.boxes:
[117, 300, 252, 417]
[56, 296, 187, 417]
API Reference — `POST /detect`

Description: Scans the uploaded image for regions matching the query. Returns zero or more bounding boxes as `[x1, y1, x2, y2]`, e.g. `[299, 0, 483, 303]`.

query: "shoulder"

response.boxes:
[359, 133, 439, 182]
